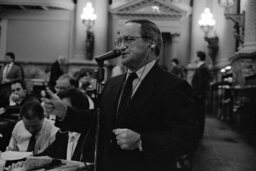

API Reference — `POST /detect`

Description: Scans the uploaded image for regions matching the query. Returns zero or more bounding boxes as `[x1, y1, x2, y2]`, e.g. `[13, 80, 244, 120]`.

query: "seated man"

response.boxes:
[54, 74, 78, 94]
[0, 80, 37, 119]
[38, 88, 90, 161]
[0, 80, 37, 151]
[43, 74, 78, 121]
[6, 101, 59, 154]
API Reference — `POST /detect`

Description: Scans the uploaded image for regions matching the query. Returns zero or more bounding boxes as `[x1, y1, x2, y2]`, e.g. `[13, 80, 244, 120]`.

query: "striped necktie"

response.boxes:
[116, 72, 137, 126]
[27, 134, 36, 153]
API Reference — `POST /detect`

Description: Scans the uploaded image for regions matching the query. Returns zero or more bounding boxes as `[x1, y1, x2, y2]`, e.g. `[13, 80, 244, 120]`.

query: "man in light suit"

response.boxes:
[43, 19, 200, 171]
[0, 52, 23, 107]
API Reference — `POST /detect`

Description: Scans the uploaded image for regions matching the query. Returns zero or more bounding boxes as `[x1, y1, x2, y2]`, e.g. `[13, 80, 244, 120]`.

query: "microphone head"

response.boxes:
[95, 50, 121, 63]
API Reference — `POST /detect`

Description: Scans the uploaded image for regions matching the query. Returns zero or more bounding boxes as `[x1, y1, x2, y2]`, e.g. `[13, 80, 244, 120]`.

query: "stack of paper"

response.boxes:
[1, 151, 32, 161]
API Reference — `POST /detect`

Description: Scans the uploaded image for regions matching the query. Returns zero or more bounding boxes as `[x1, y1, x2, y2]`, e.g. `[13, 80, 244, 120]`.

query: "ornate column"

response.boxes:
[190, 0, 206, 62]
[239, 0, 256, 53]
[73, 0, 108, 61]
[73, 0, 88, 61]
[230, 0, 256, 86]
[94, 0, 108, 56]
[0, 19, 7, 58]
[167, 33, 180, 72]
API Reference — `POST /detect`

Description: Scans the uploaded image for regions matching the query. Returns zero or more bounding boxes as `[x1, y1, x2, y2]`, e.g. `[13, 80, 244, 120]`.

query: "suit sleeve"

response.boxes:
[7, 125, 19, 151]
[16, 66, 23, 81]
[141, 81, 200, 158]
[194, 67, 210, 97]
[55, 107, 95, 133]
[35, 139, 57, 158]
[35, 131, 67, 159]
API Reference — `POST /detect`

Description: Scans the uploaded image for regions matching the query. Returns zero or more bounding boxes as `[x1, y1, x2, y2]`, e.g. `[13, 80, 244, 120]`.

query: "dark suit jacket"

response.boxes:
[191, 63, 211, 98]
[1, 94, 38, 120]
[37, 130, 86, 161]
[0, 63, 23, 107]
[171, 66, 184, 78]
[56, 64, 199, 171]
[48, 61, 64, 90]
[0, 63, 23, 85]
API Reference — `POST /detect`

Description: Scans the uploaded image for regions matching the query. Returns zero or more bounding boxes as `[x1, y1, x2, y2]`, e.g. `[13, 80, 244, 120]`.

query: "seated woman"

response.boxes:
[37, 88, 90, 161]
[6, 101, 59, 155]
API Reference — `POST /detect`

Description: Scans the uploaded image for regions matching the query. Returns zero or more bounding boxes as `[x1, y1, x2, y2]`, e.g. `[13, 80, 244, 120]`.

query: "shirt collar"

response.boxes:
[68, 132, 81, 141]
[6, 62, 13, 67]
[36, 118, 46, 136]
[197, 61, 204, 68]
[127, 60, 156, 80]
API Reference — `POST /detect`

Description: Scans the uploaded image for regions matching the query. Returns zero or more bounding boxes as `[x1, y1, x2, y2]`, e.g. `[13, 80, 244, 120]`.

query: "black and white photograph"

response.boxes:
[0, 0, 256, 171]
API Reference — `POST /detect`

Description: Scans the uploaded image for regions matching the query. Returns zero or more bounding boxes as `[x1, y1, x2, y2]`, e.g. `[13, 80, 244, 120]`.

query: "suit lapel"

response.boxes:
[104, 74, 126, 130]
[6, 64, 17, 79]
[124, 64, 160, 124]
[0, 67, 4, 82]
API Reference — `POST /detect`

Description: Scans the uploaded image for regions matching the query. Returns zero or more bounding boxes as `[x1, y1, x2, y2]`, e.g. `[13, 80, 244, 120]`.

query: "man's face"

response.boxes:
[62, 98, 72, 108]
[55, 78, 72, 94]
[116, 23, 152, 71]
[23, 117, 44, 134]
[171, 61, 177, 67]
[4, 55, 12, 64]
[79, 74, 92, 89]
[193, 55, 200, 64]
[58, 56, 66, 65]
[11, 83, 27, 101]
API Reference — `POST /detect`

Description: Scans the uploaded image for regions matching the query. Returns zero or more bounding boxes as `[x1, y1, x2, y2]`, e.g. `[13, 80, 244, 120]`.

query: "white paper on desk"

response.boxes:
[1, 151, 32, 161]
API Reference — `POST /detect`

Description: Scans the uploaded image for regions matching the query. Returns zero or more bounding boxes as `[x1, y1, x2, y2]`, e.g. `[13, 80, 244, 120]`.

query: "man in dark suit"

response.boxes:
[0, 52, 23, 107]
[43, 19, 199, 171]
[192, 51, 211, 138]
[170, 58, 184, 78]
[0, 80, 38, 118]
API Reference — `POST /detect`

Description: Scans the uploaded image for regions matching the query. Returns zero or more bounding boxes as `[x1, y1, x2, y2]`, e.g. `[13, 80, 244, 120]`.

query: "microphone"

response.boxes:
[95, 50, 121, 63]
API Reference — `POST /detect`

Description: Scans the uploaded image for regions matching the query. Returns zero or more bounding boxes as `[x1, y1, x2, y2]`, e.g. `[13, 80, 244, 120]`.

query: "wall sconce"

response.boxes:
[199, 8, 219, 66]
[218, 0, 245, 51]
[81, 2, 97, 60]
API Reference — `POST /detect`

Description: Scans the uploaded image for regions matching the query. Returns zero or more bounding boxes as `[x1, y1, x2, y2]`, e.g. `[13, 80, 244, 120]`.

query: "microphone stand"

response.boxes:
[93, 60, 105, 171]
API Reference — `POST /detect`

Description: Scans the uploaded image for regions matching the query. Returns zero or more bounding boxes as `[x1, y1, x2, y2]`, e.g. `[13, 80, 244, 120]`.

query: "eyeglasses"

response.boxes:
[55, 86, 69, 91]
[114, 36, 151, 47]
[11, 87, 22, 92]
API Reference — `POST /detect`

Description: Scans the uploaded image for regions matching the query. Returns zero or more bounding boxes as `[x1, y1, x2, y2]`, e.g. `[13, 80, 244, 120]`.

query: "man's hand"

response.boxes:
[2, 78, 10, 84]
[113, 128, 141, 150]
[41, 87, 67, 119]
[0, 107, 6, 115]
[10, 93, 20, 104]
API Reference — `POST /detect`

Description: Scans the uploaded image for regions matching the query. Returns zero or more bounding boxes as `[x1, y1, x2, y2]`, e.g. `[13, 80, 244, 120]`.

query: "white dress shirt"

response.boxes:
[127, 60, 156, 97]
[2, 63, 13, 83]
[66, 132, 81, 161]
[7, 118, 59, 154]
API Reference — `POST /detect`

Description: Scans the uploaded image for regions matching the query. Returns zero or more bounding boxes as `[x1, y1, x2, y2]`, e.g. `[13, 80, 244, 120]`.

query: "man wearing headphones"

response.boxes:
[43, 19, 199, 171]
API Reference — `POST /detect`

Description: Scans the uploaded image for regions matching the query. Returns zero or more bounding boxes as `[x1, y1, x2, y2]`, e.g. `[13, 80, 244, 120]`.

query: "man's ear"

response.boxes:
[149, 39, 157, 49]
[150, 44, 156, 49]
